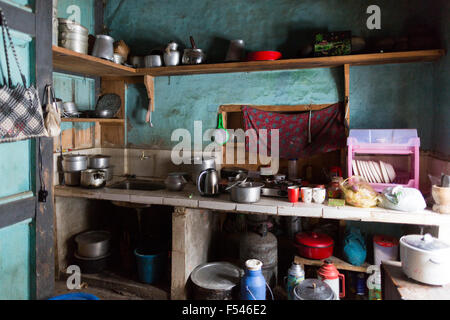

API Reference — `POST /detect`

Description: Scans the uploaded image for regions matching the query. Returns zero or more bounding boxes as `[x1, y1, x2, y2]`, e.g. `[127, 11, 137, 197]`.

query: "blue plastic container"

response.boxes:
[240, 260, 266, 300]
[134, 249, 166, 284]
[49, 293, 100, 300]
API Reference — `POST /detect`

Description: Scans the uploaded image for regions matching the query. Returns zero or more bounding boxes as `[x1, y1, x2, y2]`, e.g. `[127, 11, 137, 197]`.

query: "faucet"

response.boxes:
[140, 151, 150, 160]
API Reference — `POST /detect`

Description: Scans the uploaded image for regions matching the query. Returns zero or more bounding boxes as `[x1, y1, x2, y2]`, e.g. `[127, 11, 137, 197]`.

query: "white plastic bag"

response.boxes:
[44, 85, 61, 137]
[379, 186, 426, 212]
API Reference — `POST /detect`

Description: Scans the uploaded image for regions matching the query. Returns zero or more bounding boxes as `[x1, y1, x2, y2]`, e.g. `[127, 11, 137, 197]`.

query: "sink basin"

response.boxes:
[108, 179, 165, 191]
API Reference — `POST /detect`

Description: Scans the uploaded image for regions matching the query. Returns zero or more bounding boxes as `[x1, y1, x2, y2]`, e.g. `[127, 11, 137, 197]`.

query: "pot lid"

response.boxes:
[374, 235, 399, 247]
[236, 182, 264, 189]
[63, 154, 87, 161]
[293, 279, 335, 300]
[89, 154, 111, 159]
[190, 262, 242, 291]
[295, 232, 334, 248]
[221, 167, 249, 174]
[401, 234, 450, 252]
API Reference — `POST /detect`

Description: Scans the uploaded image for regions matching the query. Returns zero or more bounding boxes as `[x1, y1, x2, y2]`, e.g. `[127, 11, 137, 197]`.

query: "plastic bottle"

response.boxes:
[241, 259, 266, 300]
[286, 262, 305, 300]
[367, 265, 382, 300]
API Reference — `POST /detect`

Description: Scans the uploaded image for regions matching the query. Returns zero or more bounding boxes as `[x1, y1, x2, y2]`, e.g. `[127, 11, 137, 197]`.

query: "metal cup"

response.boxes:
[144, 55, 162, 67]
[225, 39, 245, 62]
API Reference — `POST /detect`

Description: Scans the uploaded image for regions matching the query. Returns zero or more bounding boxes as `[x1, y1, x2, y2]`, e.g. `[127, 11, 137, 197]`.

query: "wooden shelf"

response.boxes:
[52, 46, 136, 77]
[61, 118, 124, 124]
[53, 46, 444, 78]
[135, 50, 445, 77]
[295, 255, 371, 273]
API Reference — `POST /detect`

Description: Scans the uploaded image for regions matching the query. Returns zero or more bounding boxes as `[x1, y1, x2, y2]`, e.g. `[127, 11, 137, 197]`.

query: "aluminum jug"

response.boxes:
[164, 41, 180, 66]
[197, 168, 219, 196]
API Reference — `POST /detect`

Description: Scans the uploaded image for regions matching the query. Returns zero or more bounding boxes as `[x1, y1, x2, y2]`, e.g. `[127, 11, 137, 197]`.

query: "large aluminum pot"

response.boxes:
[230, 182, 264, 203]
[58, 18, 88, 54]
[400, 234, 450, 285]
[88, 154, 111, 169]
[62, 154, 88, 172]
[75, 230, 111, 258]
[293, 279, 336, 300]
[64, 171, 81, 186]
[92, 35, 114, 61]
[80, 169, 106, 189]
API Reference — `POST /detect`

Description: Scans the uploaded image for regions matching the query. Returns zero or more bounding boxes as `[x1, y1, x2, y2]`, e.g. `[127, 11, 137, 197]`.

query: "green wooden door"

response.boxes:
[0, 0, 53, 300]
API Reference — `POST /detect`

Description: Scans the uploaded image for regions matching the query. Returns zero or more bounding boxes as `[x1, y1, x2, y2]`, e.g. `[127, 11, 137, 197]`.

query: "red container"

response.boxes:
[288, 186, 299, 203]
[247, 51, 282, 61]
[294, 232, 334, 260]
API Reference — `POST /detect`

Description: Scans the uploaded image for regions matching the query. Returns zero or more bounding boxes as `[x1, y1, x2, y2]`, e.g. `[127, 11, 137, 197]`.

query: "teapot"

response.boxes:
[163, 41, 180, 66]
[197, 168, 220, 197]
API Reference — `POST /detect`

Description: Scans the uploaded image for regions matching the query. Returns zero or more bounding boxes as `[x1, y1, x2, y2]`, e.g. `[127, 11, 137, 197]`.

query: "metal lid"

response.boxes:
[190, 262, 242, 291]
[401, 234, 450, 252]
[89, 154, 111, 159]
[63, 154, 87, 161]
[58, 18, 88, 33]
[75, 230, 111, 245]
[236, 182, 264, 189]
[293, 279, 335, 300]
[295, 232, 334, 248]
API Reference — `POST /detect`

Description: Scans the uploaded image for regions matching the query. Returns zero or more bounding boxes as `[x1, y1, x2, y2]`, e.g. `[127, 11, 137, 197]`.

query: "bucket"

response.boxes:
[49, 293, 99, 300]
[373, 235, 399, 265]
[134, 248, 166, 284]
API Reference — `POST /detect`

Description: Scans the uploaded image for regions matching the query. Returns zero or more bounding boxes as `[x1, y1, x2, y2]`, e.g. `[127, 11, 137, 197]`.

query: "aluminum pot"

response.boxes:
[165, 173, 187, 191]
[64, 171, 81, 186]
[293, 279, 336, 300]
[145, 55, 163, 67]
[92, 35, 115, 61]
[88, 155, 111, 169]
[294, 232, 334, 260]
[75, 230, 111, 258]
[230, 182, 264, 203]
[80, 169, 106, 189]
[400, 234, 450, 285]
[62, 155, 88, 172]
[130, 56, 145, 68]
[58, 18, 88, 54]
[99, 167, 114, 181]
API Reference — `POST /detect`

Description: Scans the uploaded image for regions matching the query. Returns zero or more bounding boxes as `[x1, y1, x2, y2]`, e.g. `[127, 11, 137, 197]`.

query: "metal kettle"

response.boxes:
[197, 168, 219, 196]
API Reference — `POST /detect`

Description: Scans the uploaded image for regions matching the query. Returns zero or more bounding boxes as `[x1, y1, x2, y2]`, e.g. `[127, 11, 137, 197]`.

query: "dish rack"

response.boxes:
[347, 129, 420, 192]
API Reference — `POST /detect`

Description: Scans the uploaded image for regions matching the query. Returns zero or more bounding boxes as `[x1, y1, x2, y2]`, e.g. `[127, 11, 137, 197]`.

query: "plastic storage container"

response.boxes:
[134, 249, 166, 284]
[373, 235, 399, 265]
[347, 129, 420, 191]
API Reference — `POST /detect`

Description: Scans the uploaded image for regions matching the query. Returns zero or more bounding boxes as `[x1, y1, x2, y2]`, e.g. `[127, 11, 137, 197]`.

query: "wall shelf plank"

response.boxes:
[294, 255, 371, 273]
[53, 46, 445, 78]
[61, 118, 124, 124]
[52, 46, 136, 77]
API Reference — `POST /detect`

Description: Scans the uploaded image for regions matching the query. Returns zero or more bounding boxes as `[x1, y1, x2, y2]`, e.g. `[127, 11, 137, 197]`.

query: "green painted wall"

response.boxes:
[105, 0, 441, 151]
[0, 1, 35, 300]
[432, 0, 449, 157]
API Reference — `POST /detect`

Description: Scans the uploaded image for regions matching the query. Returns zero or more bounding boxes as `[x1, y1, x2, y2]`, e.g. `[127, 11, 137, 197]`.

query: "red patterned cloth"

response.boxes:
[242, 103, 346, 159]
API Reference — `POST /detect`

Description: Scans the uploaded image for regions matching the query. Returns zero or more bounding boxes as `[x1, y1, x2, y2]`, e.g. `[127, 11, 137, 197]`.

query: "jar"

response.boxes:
[327, 177, 343, 199]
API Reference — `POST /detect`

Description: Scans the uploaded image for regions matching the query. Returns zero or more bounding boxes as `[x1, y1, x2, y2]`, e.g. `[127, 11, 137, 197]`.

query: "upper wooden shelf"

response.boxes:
[53, 46, 445, 78]
[52, 46, 136, 77]
[136, 49, 445, 76]
[61, 118, 124, 124]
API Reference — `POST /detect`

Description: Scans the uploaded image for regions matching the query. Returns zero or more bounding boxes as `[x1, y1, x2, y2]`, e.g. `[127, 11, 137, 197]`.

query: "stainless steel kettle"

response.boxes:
[197, 168, 220, 196]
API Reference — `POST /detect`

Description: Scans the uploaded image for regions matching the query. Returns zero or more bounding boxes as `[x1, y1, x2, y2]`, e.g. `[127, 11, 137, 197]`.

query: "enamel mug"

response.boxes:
[313, 188, 326, 204]
[301, 187, 313, 203]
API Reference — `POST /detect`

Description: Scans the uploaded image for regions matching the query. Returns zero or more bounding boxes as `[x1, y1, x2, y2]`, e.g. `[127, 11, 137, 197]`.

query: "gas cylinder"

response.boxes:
[240, 259, 266, 300]
[240, 223, 278, 287]
[286, 262, 305, 300]
[317, 260, 345, 300]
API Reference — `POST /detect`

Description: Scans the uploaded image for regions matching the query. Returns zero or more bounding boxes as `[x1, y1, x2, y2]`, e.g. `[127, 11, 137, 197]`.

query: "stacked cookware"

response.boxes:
[62, 154, 112, 188]
[58, 18, 89, 54]
[74, 230, 112, 274]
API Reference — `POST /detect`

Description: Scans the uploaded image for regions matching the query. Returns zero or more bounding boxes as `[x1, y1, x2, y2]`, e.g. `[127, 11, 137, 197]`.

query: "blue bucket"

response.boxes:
[134, 248, 166, 284]
[49, 293, 100, 300]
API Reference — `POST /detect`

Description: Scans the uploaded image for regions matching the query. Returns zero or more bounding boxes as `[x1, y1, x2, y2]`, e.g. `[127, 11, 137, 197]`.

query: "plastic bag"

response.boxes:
[340, 176, 379, 208]
[379, 186, 426, 212]
[343, 227, 367, 266]
[44, 85, 61, 137]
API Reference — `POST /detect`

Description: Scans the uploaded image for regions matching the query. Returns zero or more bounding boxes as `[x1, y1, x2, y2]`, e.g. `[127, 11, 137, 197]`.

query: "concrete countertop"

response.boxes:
[54, 177, 450, 227]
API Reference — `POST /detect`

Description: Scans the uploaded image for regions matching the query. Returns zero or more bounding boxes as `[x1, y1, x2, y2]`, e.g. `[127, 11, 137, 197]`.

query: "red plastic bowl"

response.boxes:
[247, 51, 282, 61]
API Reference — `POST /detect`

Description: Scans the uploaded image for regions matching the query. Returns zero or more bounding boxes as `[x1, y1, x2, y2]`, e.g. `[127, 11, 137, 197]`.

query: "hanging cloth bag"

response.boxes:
[0, 9, 47, 143]
[44, 85, 61, 137]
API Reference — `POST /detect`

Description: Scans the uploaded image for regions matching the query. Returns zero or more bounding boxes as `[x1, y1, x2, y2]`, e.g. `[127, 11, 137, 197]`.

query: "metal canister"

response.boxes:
[286, 262, 305, 300]
[240, 224, 278, 288]
[58, 18, 89, 54]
